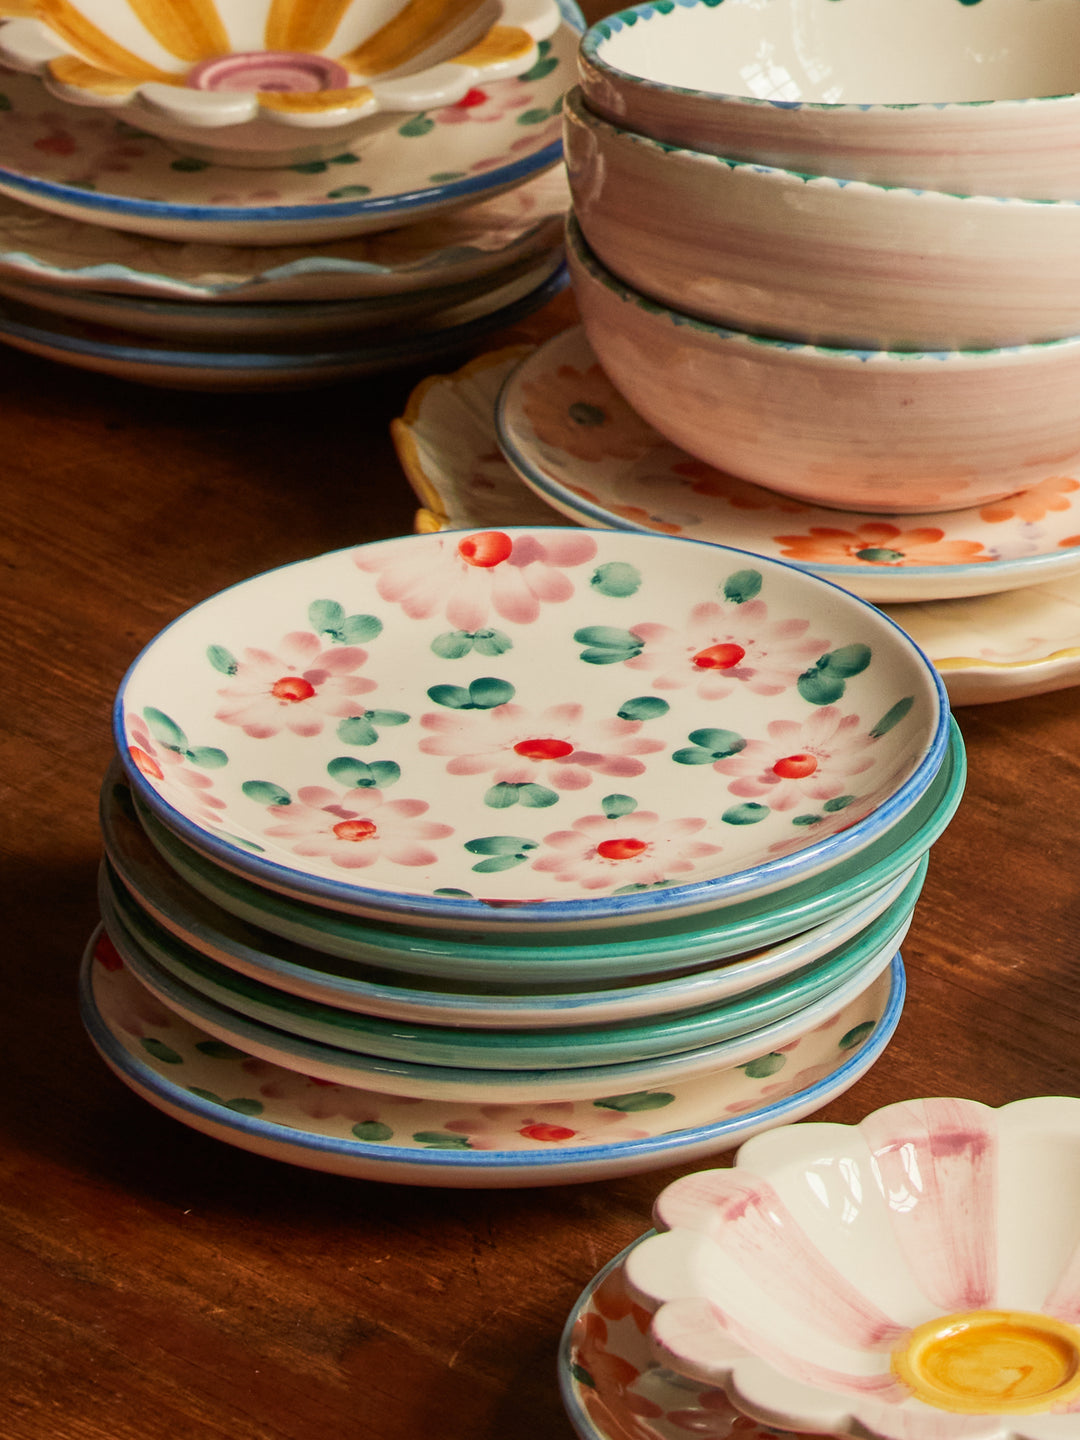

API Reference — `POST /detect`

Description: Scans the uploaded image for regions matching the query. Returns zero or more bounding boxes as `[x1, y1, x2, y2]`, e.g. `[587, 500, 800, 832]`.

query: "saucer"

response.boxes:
[0, 166, 570, 303]
[0, 10, 579, 246]
[80, 926, 904, 1187]
[0, 262, 567, 389]
[392, 344, 1080, 704]
[559, 1234, 822, 1440]
[495, 326, 1080, 606]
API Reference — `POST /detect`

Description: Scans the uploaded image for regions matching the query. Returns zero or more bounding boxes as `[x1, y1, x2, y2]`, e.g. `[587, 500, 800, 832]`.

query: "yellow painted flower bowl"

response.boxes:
[0, 0, 561, 167]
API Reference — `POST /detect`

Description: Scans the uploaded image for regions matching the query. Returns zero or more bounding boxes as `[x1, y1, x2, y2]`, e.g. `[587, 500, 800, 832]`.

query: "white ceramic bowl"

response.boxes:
[564, 87, 1080, 351]
[113, 527, 949, 933]
[578, 0, 1080, 202]
[567, 216, 1080, 514]
[0, 0, 560, 167]
[626, 1096, 1080, 1440]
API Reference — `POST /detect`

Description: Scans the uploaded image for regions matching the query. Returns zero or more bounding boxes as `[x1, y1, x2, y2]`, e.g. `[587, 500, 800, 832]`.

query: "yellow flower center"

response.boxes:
[892, 1310, 1080, 1414]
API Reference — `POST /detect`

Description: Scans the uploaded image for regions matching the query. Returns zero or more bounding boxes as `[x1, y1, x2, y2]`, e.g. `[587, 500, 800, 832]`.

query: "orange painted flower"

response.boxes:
[978, 475, 1080, 524]
[674, 458, 807, 513]
[520, 363, 660, 463]
[774, 523, 992, 568]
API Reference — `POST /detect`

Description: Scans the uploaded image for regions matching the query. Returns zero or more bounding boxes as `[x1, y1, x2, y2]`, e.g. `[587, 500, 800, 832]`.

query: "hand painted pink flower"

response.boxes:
[531, 811, 722, 892]
[774, 523, 990, 568]
[625, 599, 828, 700]
[519, 361, 661, 463]
[439, 1102, 649, 1150]
[355, 529, 598, 630]
[710, 708, 876, 811]
[262, 785, 453, 871]
[675, 458, 808, 514]
[126, 714, 227, 826]
[213, 631, 375, 739]
[418, 701, 665, 790]
[978, 474, 1080, 524]
[431, 84, 533, 125]
[246, 1067, 395, 1123]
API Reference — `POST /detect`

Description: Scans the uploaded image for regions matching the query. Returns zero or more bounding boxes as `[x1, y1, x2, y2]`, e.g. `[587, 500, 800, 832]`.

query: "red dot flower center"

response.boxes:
[596, 837, 648, 861]
[692, 642, 746, 670]
[772, 752, 819, 779]
[129, 745, 164, 780]
[512, 738, 575, 760]
[272, 675, 316, 703]
[457, 530, 513, 567]
[332, 819, 377, 843]
[519, 1123, 577, 1142]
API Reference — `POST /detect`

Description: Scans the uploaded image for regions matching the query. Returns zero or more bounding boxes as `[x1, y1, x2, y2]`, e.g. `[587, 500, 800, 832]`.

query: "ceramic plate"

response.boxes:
[560, 1234, 823, 1440]
[92, 896, 902, 1102]
[100, 759, 925, 1028]
[80, 927, 904, 1187]
[98, 856, 919, 1069]
[0, 262, 567, 390]
[494, 327, 1080, 605]
[0, 12, 580, 246]
[0, 166, 570, 303]
[123, 720, 962, 981]
[393, 345, 1080, 704]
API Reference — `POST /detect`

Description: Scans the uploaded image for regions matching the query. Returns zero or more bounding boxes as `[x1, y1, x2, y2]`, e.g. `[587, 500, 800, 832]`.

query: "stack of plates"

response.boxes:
[84, 526, 965, 1186]
[0, 1, 584, 389]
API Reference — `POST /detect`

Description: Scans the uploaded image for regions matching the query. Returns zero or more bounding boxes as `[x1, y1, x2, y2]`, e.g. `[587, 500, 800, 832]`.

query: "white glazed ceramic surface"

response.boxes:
[0, 17, 577, 245]
[392, 344, 1080, 704]
[0, 0, 559, 168]
[568, 216, 1080, 516]
[626, 1097, 1080, 1440]
[560, 1235, 824, 1440]
[98, 854, 919, 1069]
[578, 0, 1080, 202]
[113, 525, 948, 932]
[495, 328, 1080, 605]
[80, 915, 904, 1105]
[564, 87, 1080, 351]
[0, 166, 570, 302]
[0, 260, 567, 388]
[101, 758, 926, 1029]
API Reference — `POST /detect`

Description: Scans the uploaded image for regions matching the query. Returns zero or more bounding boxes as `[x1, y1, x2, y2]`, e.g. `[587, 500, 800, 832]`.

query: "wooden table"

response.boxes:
[4, 35, 1080, 1437]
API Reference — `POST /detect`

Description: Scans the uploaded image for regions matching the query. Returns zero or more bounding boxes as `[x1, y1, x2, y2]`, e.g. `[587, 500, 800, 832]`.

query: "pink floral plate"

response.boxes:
[113, 526, 948, 932]
[79, 926, 904, 1187]
[493, 326, 1080, 606]
[560, 1233, 825, 1440]
[0, 10, 578, 246]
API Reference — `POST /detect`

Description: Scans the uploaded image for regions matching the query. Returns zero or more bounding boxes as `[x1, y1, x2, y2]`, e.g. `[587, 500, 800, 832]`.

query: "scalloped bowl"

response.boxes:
[563, 85, 1080, 351]
[625, 1097, 1080, 1440]
[0, 0, 561, 167]
[578, 0, 1080, 202]
[113, 527, 949, 936]
[567, 214, 1080, 514]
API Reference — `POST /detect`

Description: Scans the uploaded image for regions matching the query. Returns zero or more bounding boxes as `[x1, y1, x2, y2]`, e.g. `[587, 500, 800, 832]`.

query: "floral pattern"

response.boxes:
[262, 786, 453, 871]
[126, 712, 227, 828]
[708, 708, 877, 811]
[774, 523, 992, 569]
[531, 810, 724, 892]
[520, 360, 661, 463]
[213, 632, 375, 739]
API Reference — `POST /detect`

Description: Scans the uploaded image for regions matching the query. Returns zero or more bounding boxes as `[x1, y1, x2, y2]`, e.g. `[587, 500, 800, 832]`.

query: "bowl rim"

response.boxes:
[112, 527, 951, 931]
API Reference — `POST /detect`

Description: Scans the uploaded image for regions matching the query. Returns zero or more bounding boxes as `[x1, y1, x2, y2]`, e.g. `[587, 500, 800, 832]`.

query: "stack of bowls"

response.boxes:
[0, 0, 583, 388]
[83, 526, 964, 1187]
[563, 0, 1080, 515]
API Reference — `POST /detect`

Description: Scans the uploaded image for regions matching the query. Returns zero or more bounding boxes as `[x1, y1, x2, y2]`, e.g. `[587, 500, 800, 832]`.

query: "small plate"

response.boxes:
[495, 326, 1080, 605]
[0, 166, 570, 304]
[392, 344, 1080, 704]
[80, 926, 904, 1187]
[559, 1234, 823, 1440]
[0, 12, 579, 246]
[0, 261, 567, 390]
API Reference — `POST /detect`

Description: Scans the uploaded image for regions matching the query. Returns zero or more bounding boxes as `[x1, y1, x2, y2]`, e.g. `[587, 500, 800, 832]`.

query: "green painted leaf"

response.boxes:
[143, 706, 187, 752]
[688, 727, 745, 756]
[327, 184, 371, 198]
[799, 644, 873, 704]
[593, 1090, 676, 1112]
[722, 802, 770, 825]
[309, 598, 344, 632]
[468, 676, 515, 708]
[519, 54, 558, 81]
[339, 613, 382, 644]
[427, 683, 472, 708]
[617, 695, 670, 721]
[518, 783, 559, 808]
[484, 782, 520, 809]
[188, 1087, 224, 1102]
[722, 569, 764, 604]
[823, 793, 856, 813]
[195, 1040, 246, 1060]
[206, 644, 238, 675]
[412, 1131, 472, 1149]
[798, 670, 847, 705]
[223, 1097, 264, 1116]
[465, 836, 537, 856]
[590, 561, 641, 597]
[601, 793, 637, 818]
[741, 1052, 787, 1078]
[398, 115, 435, 137]
[431, 630, 476, 659]
[326, 755, 400, 789]
[672, 745, 718, 765]
[840, 1020, 876, 1050]
[433, 887, 473, 898]
[242, 779, 291, 806]
[470, 854, 529, 873]
[515, 106, 553, 125]
[870, 695, 914, 737]
[337, 714, 378, 746]
[184, 745, 228, 770]
[570, 1363, 596, 1389]
[470, 628, 513, 657]
[573, 624, 644, 664]
[367, 761, 400, 789]
[142, 1037, 183, 1064]
[792, 812, 823, 827]
[353, 1120, 393, 1142]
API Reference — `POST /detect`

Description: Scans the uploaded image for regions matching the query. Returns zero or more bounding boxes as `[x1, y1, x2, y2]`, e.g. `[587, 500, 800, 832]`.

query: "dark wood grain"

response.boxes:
[3, 25, 1080, 1434]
